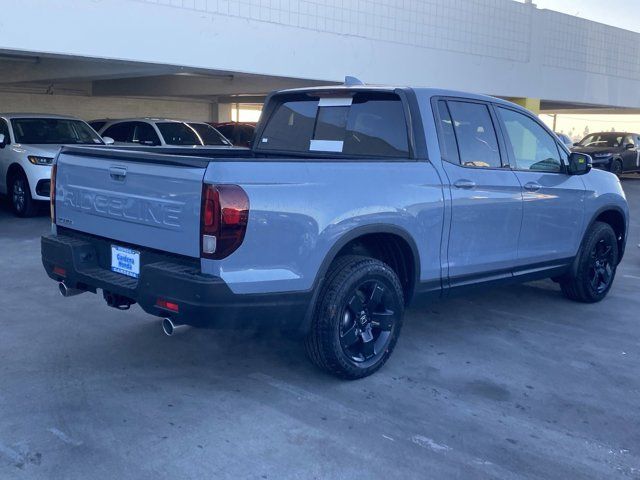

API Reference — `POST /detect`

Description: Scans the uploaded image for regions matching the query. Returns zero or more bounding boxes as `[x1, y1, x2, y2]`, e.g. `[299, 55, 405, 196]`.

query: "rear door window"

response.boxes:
[156, 123, 197, 145]
[446, 101, 502, 168]
[258, 92, 409, 158]
[132, 122, 161, 145]
[435, 101, 460, 164]
[103, 122, 135, 143]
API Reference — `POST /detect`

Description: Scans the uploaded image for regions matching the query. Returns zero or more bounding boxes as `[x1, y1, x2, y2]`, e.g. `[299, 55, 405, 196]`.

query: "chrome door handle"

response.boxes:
[524, 182, 542, 192]
[453, 179, 476, 189]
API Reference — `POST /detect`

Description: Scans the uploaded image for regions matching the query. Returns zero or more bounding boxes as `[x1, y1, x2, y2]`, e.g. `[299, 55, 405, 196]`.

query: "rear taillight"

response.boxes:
[50, 163, 57, 222]
[201, 184, 249, 259]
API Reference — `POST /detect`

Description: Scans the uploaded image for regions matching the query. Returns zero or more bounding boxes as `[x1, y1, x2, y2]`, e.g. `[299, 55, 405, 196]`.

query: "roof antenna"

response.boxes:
[344, 76, 364, 86]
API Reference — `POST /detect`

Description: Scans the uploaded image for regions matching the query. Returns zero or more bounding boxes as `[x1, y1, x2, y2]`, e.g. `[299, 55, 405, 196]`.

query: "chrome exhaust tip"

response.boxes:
[58, 282, 85, 297]
[162, 317, 187, 336]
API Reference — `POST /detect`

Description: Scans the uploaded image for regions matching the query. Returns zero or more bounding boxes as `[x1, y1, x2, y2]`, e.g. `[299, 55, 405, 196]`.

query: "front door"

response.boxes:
[622, 134, 640, 171]
[435, 100, 523, 286]
[495, 106, 585, 267]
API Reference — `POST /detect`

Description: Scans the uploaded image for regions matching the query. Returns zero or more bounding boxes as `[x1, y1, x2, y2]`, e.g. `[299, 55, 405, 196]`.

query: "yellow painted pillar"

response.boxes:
[510, 97, 541, 114]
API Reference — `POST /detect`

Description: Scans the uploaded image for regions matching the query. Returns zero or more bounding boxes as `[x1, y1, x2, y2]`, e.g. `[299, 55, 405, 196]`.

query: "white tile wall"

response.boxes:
[541, 10, 640, 81]
[128, 0, 640, 82]
[134, 0, 532, 62]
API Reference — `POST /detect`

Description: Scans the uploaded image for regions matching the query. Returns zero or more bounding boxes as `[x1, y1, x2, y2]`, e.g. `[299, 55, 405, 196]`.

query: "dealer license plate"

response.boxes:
[111, 245, 140, 278]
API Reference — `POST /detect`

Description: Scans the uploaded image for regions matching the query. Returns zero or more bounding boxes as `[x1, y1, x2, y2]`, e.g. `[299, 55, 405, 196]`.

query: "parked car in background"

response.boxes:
[43, 83, 628, 379]
[572, 132, 640, 175]
[90, 118, 233, 147]
[0, 114, 105, 216]
[555, 132, 573, 149]
[212, 122, 256, 147]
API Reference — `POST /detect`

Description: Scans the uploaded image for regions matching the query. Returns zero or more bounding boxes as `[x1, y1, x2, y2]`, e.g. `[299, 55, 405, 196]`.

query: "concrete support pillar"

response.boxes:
[510, 97, 541, 114]
[209, 101, 219, 123]
[217, 103, 233, 123]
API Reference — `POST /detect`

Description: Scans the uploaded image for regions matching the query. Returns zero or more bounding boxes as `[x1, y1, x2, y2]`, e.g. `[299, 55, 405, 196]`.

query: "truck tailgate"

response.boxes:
[54, 147, 207, 257]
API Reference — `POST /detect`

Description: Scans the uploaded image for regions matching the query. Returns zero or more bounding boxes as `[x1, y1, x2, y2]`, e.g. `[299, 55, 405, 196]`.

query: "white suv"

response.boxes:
[0, 114, 106, 217]
[90, 118, 232, 147]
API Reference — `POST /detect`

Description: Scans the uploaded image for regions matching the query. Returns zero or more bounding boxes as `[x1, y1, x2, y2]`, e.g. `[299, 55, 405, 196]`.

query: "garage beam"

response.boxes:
[92, 74, 324, 98]
[0, 57, 182, 85]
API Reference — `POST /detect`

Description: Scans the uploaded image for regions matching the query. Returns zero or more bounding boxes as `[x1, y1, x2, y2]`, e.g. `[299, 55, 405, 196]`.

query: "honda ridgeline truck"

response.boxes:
[42, 82, 629, 379]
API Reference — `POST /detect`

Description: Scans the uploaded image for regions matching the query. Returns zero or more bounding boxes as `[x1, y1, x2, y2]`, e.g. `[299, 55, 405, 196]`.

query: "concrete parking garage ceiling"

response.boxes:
[0, 51, 328, 102]
[2, 51, 640, 118]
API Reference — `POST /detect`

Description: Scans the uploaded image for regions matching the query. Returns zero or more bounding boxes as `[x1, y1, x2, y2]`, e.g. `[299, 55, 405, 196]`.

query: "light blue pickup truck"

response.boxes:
[42, 82, 629, 378]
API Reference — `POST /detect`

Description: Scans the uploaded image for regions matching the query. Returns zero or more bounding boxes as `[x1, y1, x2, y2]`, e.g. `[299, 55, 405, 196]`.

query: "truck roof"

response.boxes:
[273, 85, 523, 110]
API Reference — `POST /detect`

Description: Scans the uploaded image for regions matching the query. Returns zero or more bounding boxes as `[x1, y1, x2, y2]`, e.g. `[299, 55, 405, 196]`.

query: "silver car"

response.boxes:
[90, 118, 232, 147]
[0, 114, 106, 217]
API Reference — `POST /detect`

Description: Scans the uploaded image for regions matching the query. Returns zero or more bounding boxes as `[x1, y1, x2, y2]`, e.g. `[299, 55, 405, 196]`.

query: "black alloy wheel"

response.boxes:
[12, 175, 27, 214]
[339, 279, 398, 367]
[588, 238, 615, 295]
[305, 255, 405, 379]
[10, 172, 37, 217]
[560, 221, 618, 303]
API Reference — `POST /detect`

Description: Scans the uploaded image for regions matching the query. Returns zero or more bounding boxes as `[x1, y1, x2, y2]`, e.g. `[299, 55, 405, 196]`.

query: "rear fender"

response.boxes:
[299, 224, 421, 334]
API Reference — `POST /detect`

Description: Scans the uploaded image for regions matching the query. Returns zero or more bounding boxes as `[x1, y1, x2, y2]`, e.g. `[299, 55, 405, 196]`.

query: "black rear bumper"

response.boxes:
[41, 231, 309, 331]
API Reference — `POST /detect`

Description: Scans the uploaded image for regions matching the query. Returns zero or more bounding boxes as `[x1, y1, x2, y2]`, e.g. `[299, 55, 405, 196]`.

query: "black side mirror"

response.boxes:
[568, 152, 592, 175]
[625, 143, 635, 150]
[0, 133, 6, 148]
[573, 142, 580, 147]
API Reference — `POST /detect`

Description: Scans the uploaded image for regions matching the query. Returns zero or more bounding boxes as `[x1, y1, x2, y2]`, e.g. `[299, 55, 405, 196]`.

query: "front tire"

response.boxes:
[10, 171, 38, 217]
[560, 222, 618, 303]
[305, 255, 404, 379]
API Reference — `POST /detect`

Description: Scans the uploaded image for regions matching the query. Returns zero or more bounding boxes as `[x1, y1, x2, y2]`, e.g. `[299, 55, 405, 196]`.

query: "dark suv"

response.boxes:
[212, 122, 256, 148]
[572, 132, 640, 175]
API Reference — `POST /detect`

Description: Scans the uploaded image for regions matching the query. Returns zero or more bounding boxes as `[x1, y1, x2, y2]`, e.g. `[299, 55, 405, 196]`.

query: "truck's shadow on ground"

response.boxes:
[55, 276, 585, 386]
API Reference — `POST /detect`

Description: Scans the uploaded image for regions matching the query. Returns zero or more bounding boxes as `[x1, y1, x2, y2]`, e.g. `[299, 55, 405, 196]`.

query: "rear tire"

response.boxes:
[610, 159, 623, 176]
[305, 255, 404, 379]
[9, 171, 38, 217]
[560, 222, 618, 303]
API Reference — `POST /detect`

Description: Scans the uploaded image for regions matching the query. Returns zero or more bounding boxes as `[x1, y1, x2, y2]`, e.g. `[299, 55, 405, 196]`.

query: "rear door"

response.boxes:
[55, 148, 206, 257]
[494, 105, 585, 266]
[435, 99, 523, 284]
[132, 122, 161, 146]
[102, 122, 136, 146]
[622, 134, 639, 171]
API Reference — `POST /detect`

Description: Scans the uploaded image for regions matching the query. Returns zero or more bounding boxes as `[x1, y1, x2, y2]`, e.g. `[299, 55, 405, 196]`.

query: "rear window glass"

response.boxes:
[258, 92, 409, 157]
[157, 122, 229, 146]
[187, 123, 231, 146]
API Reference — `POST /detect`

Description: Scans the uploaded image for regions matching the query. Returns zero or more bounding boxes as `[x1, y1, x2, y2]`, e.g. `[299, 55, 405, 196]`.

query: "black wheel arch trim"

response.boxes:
[571, 204, 628, 276]
[300, 224, 421, 334]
